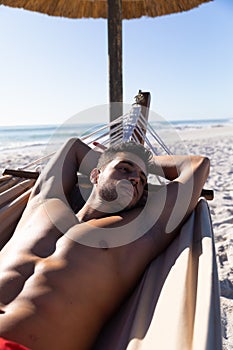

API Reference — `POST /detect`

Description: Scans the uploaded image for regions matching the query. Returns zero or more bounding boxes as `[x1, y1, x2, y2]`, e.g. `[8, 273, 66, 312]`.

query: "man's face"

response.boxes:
[96, 152, 148, 210]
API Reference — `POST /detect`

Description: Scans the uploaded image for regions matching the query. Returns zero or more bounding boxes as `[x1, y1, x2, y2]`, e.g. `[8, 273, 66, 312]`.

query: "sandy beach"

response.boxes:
[0, 122, 233, 348]
[177, 124, 233, 350]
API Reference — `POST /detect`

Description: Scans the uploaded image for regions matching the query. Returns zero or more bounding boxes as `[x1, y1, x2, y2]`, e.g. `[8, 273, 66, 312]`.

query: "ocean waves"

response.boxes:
[0, 119, 232, 153]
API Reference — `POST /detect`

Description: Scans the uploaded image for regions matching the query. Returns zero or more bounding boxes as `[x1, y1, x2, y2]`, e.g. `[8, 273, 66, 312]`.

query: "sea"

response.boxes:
[0, 118, 232, 154]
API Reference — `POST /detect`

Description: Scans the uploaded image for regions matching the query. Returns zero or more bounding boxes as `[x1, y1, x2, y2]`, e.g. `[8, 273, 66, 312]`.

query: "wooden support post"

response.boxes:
[108, 0, 123, 122]
[133, 91, 151, 144]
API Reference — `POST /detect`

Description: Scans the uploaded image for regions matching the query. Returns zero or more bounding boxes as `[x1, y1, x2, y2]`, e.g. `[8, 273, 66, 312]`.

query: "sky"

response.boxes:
[0, 0, 232, 126]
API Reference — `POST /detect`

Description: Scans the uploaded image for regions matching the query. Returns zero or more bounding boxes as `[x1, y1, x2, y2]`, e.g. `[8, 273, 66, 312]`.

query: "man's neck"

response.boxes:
[76, 192, 122, 222]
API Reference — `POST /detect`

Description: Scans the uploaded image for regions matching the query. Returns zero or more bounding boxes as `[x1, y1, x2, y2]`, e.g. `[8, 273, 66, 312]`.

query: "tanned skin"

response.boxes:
[0, 138, 210, 350]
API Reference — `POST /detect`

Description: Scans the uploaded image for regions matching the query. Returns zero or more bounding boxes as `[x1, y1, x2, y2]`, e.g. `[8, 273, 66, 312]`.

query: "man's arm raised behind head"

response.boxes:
[143, 155, 210, 258]
[30, 138, 100, 202]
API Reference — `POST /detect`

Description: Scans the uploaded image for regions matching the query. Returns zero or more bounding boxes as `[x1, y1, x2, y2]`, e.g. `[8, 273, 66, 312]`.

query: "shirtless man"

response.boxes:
[0, 138, 210, 350]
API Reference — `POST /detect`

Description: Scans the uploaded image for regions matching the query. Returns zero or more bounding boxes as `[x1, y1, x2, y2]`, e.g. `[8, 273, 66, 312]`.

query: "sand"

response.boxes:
[177, 124, 233, 350]
[1, 123, 233, 348]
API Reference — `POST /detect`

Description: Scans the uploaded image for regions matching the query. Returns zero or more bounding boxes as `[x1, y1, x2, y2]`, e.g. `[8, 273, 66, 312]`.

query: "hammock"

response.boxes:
[93, 198, 221, 350]
[0, 91, 221, 349]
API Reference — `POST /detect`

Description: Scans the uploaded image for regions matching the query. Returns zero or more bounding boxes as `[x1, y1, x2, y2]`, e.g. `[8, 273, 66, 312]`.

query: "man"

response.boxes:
[0, 138, 210, 350]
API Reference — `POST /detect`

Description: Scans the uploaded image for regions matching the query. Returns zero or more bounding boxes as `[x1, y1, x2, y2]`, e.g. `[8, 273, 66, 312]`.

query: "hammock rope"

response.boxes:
[4, 104, 169, 173]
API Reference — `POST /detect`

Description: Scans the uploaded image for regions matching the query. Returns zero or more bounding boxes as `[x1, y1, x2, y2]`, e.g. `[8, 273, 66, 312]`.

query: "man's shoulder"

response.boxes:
[25, 196, 79, 231]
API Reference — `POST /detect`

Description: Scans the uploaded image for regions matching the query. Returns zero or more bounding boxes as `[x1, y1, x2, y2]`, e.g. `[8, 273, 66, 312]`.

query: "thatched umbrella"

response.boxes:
[0, 0, 213, 120]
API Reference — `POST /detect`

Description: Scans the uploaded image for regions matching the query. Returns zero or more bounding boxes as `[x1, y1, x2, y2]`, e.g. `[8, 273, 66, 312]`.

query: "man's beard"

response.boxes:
[98, 181, 136, 211]
[99, 184, 118, 202]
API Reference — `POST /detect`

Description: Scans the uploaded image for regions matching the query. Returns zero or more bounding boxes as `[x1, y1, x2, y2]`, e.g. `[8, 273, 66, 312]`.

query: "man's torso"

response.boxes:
[0, 197, 153, 350]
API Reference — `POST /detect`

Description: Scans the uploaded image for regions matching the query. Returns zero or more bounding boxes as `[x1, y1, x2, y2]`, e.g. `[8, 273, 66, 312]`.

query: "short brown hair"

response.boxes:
[97, 142, 152, 173]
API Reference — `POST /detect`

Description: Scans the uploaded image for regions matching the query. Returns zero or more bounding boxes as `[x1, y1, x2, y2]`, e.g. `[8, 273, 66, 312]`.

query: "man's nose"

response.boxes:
[128, 172, 140, 186]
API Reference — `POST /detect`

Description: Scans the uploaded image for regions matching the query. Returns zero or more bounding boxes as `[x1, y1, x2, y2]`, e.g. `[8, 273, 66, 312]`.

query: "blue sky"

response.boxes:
[0, 0, 232, 126]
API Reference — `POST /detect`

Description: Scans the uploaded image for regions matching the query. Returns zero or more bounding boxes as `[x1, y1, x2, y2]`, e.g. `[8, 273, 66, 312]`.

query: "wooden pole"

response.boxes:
[108, 0, 123, 122]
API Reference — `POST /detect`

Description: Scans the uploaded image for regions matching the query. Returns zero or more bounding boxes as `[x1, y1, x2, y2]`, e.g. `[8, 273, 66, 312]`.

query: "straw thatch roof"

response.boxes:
[0, 0, 213, 19]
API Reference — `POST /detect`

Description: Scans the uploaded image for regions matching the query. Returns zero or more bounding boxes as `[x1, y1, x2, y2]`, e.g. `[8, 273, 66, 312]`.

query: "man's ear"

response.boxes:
[90, 168, 100, 184]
